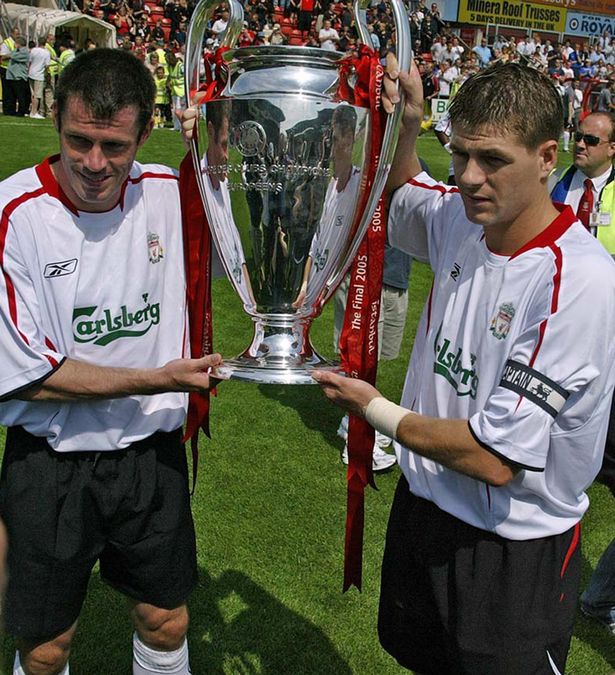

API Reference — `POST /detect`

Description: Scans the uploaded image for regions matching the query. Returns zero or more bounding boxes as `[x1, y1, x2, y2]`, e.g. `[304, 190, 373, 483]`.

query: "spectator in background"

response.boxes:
[115, 5, 134, 41]
[420, 59, 439, 103]
[129, 0, 149, 22]
[449, 36, 464, 62]
[171, 19, 187, 48]
[151, 19, 166, 43]
[473, 37, 492, 68]
[153, 63, 171, 126]
[426, 2, 445, 40]
[211, 8, 230, 41]
[419, 14, 432, 53]
[409, 12, 421, 47]
[368, 23, 380, 51]
[269, 24, 287, 46]
[43, 32, 58, 118]
[319, 18, 340, 51]
[4, 35, 29, 117]
[437, 59, 458, 98]
[430, 34, 445, 63]
[98, 0, 117, 21]
[28, 36, 51, 119]
[132, 16, 152, 43]
[597, 80, 615, 113]
[1, 26, 20, 113]
[57, 38, 76, 76]
[133, 35, 147, 59]
[145, 49, 161, 75]
[167, 50, 185, 131]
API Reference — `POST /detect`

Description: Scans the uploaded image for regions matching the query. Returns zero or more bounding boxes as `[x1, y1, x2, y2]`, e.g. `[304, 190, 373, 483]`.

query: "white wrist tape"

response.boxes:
[364, 397, 412, 441]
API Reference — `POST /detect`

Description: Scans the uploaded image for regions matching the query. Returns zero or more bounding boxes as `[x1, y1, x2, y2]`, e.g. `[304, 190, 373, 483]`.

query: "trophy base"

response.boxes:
[213, 356, 343, 385]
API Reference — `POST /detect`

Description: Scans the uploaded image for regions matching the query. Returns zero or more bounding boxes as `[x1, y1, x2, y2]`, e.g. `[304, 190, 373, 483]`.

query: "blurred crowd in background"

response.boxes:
[1, 0, 614, 127]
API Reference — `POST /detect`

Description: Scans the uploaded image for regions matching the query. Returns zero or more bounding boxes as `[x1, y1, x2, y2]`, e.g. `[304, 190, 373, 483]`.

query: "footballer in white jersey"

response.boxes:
[315, 62, 615, 674]
[0, 49, 219, 675]
[0, 157, 189, 452]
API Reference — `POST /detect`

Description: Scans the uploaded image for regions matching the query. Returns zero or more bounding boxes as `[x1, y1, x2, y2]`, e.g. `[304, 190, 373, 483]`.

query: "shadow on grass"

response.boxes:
[257, 383, 343, 447]
[575, 553, 615, 671]
[2, 567, 352, 675]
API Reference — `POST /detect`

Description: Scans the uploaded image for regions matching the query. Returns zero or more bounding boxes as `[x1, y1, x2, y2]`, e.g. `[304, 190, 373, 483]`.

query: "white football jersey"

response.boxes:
[389, 172, 615, 539]
[0, 157, 188, 452]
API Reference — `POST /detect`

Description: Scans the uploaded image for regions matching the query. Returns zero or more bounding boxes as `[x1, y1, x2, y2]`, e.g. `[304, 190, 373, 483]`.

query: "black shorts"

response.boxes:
[0, 426, 198, 642]
[378, 476, 581, 675]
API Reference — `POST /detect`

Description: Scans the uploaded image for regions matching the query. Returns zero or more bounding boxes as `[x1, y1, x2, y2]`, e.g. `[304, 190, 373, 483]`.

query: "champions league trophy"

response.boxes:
[185, 0, 410, 383]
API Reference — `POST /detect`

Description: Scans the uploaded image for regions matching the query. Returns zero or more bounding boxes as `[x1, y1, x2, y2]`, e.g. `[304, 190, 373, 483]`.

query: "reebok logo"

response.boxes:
[73, 293, 160, 346]
[44, 258, 78, 278]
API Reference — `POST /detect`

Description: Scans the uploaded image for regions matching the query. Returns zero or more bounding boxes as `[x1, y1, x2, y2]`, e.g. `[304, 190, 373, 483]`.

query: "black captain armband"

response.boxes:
[500, 360, 569, 418]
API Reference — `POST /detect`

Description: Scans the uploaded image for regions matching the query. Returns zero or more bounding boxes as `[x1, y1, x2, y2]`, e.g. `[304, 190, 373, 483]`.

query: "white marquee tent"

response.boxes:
[3, 2, 116, 48]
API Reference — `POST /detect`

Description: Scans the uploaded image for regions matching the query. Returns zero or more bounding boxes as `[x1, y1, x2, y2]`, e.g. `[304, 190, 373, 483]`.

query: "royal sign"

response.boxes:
[565, 11, 615, 37]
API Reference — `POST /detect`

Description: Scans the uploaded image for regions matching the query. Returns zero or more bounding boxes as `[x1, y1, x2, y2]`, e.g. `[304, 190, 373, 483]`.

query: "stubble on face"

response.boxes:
[53, 97, 147, 213]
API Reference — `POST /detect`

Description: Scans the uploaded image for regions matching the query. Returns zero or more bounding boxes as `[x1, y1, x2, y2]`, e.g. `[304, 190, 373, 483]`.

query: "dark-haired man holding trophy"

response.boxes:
[0, 47, 220, 675]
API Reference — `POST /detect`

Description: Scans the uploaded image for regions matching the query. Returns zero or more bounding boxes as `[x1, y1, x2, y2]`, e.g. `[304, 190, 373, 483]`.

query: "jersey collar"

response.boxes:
[35, 155, 130, 216]
[509, 203, 577, 260]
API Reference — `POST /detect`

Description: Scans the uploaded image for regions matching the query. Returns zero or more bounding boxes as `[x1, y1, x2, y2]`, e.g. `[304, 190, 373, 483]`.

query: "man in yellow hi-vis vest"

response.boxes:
[167, 51, 185, 131]
[549, 112, 615, 257]
[57, 38, 76, 76]
[44, 33, 59, 117]
[1, 27, 20, 114]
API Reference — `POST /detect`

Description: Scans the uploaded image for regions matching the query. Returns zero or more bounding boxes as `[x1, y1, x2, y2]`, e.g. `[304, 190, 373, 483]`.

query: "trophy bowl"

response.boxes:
[185, 0, 410, 383]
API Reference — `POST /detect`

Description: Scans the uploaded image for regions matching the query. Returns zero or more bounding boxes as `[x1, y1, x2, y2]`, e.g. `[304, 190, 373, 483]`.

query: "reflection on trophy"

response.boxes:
[295, 105, 360, 309]
[185, 0, 410, 383]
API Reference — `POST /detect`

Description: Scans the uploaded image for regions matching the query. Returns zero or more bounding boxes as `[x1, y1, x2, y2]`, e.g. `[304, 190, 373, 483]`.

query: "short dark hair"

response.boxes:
[448, 63, 563, 149]
[55, 48, 155, 140]
[206, 100, 232, 140]
[332, 104, 357, 137]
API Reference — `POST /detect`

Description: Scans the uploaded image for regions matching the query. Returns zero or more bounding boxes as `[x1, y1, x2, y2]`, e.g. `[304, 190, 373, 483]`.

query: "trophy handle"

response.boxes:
[185, 0, 244, 101]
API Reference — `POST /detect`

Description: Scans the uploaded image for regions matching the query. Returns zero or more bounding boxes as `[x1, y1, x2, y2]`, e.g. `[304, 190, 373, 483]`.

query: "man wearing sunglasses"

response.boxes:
[550, 112, 615, 256]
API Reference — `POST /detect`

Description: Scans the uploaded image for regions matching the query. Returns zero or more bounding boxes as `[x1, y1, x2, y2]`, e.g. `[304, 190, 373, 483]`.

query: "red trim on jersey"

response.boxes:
[45, 354, 59, 367]
[129, 172, 179, 184]
[35, 156, 80, 216]
[509, 205, 576, 260]
[560, 522, 580, 580]
[408, 177, 460, 194]
[0, 188, 65, 363]
[529, 243, 563, 368]
[44, 336, 58, 352]
[548, 244, 563, 314]
[44, 337, 59, 366]
[119, 171, 177, 210]
[0, 187, 46, 345]
[35, 156, 177, 214]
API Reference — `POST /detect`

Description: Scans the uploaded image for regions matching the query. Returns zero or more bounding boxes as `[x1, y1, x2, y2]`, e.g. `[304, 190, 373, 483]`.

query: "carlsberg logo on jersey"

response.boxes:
[433, 325, 479, 399]
[73, 293, 160, 346]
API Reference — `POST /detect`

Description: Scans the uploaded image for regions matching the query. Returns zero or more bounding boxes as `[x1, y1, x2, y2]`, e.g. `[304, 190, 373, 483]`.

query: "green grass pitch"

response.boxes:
[0, 116, 613, 674]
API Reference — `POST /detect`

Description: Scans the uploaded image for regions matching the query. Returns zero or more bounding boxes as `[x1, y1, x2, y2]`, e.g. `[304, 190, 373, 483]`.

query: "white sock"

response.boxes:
[132, 633, 191, 674]
[14, 651, 70, 674]
[563, 130, 570, 150]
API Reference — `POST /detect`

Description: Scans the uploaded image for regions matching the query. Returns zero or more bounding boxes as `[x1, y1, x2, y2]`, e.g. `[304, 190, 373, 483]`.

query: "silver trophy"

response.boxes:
[185, 0, 410, 384]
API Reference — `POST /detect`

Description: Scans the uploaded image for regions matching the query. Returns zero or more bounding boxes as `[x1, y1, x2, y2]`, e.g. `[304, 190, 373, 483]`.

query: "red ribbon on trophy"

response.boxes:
[338, 49, 388, 591]
[179, 46, 229, 488]
[191, 47, 230, 105]
[179, 150, 214, 491]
